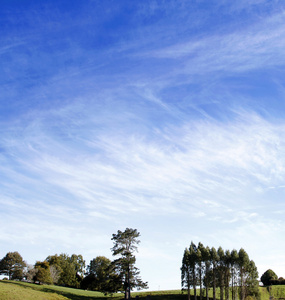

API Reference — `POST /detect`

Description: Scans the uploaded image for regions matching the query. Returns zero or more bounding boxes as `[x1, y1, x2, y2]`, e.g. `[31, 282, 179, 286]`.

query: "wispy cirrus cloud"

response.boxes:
[1, 105, 285, 223]
[145, 10, 285, 78]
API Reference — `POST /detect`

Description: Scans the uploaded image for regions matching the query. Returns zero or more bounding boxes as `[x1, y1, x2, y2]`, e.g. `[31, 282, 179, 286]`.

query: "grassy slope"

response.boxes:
[0, 281, 185, 300]
[0, 281, 113, 300]
[1, 280, 285, 300]
[0, 280, 68, 300]
[265, 286, 285, 300]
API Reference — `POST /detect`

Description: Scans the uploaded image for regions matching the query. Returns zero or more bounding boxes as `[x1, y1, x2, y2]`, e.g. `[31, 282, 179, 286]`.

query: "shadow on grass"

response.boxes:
[40, 287, 110, 300]
[42, 286, 126, 300]
[139, 295, 186, 300]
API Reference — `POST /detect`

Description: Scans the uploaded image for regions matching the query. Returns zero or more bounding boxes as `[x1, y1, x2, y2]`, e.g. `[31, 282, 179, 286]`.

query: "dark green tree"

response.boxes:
[260, 269, 278, 286]
[189, 242, 198, 300]
[210, 247, 219, 300]
[57, 254, 78, 287]
[34, 261, 53, 284]
[238, 248, 250, 300]
[230, 249, 239, 300]
[70, 254, 85, 279]
[181, 247, 192, 300]
[46, 253, 85, 288]
[224, 250, 231, 300]
[82, 256, 113, 292]
[0, 251, 26, 280]
[181, 242, 198, 300]
[111, 228, 148, 299]
[197, 243, 203, 300]
[203, 246, 211, 300]
[245, 260, 260, 300]
[217, 247, 225, 300]
[82, 256, 122, 294]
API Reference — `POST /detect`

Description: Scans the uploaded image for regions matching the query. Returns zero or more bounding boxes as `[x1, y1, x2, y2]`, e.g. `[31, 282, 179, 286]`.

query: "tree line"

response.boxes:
[1, 232, 282, 300]
[181, 242, 260, 300]
[0, 228, 147, 299]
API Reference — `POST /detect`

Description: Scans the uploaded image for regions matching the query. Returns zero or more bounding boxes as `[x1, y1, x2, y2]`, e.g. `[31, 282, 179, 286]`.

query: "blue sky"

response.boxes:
[1, 0, 285, 290]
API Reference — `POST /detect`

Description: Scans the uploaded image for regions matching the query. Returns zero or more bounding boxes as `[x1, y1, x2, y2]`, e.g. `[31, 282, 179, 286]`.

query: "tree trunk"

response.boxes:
[232, 270, 234, 300]
[192, 265, 197, 300]
[240, 269, 245, 300]
[200, 266, 203, 300]
[225, 269, 229, 300]
[220, 272, 224, 300]
[213, 268, 216, 300]
[125, 266, 131, 300]
[205, 263, 209, 300]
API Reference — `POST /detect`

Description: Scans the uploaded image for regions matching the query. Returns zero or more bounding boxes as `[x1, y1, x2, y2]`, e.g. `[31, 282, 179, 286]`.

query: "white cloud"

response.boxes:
[147, 10, 285, 79]
[2, 107, 285, 224]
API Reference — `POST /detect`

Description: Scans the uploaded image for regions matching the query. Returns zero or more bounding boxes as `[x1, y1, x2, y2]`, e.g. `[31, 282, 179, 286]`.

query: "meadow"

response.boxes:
[1, 280, 285, 300]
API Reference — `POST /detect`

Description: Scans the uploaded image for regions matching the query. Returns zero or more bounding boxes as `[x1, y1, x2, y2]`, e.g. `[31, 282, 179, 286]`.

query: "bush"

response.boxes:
[261, 270, 278, 286]
[270, 278, 285, 285]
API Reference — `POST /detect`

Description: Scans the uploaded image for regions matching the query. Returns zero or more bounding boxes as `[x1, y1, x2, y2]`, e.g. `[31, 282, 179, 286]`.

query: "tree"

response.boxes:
[189, 242, 198, 300]
[70, 254, 85, 279]
[181, 247, 191, 300]
[181, 241, 198, 300]
[245, 260, 260, 300]
[217, 247, 225, 300]
[260, 269, 278, 286]
[82, 256, 121, 294]
[111, 228, 148, 299]
[210, 247, 219, 300]
[34, 261, 53, 284]
[230, 249, 239, 300]
[238, 248, 250, 300]
[83, 256, 111, 291]
[224, 250, 231, 300]
[46, 253, 85, 288]
[0, 251, 26, 280]
[197, 242, 206, 300]
[203, 246, 211, 300]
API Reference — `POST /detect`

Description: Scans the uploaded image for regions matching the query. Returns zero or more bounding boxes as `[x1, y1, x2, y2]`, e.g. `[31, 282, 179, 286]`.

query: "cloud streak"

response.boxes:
[2, 105, 285, 220]
[146, 11, 285, 80]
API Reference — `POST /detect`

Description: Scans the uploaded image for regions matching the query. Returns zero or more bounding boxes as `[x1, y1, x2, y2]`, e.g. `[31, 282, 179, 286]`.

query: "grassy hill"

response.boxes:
[0, 280, 68, 300]
[260, 285, 285, 300]
[0, 280, 185, 300]
[1, 280, 285, 300]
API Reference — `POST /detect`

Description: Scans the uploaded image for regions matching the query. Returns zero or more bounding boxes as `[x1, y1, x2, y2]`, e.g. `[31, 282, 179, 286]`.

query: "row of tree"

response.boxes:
[0, 251, 86, 288]
[181, 242, 260, 300]
[0, 228, 147, 299]
[2, 232, 281, 300]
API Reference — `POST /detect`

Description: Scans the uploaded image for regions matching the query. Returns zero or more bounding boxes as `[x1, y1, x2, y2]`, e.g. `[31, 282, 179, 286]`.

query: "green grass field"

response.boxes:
[264, 285, 285, 300]
[1, 280, 285, 300]
[0, 280, 68, 300]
